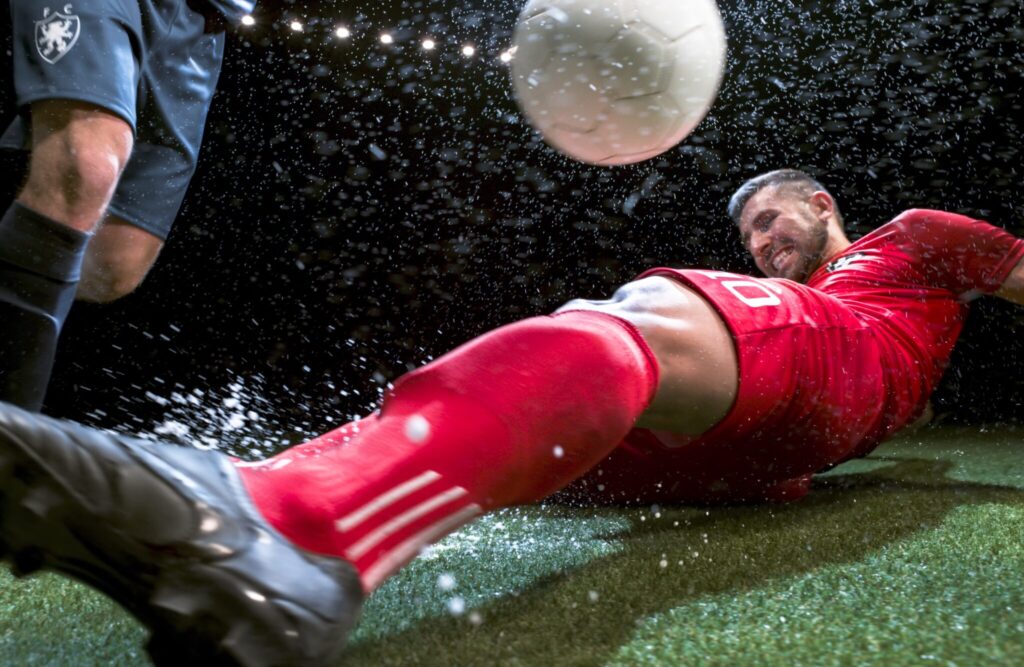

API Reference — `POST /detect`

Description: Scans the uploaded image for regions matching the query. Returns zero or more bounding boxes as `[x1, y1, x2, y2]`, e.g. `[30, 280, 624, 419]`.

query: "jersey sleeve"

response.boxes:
[892, 209, 1024, 296]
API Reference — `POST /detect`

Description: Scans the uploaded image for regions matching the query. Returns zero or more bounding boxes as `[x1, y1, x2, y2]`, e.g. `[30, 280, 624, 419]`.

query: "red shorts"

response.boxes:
[561, 268, 889, 505]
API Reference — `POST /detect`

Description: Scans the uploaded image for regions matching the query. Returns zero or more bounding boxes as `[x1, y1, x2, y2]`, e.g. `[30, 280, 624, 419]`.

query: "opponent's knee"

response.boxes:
[20, 101, 134, 230]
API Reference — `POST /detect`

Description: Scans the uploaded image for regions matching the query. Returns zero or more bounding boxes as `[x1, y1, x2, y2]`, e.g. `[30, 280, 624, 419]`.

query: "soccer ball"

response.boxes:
[510, 0, 727, 165]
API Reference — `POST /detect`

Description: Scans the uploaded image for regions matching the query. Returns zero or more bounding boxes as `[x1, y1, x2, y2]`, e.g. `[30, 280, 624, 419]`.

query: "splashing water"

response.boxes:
[130, 374, 329, 459]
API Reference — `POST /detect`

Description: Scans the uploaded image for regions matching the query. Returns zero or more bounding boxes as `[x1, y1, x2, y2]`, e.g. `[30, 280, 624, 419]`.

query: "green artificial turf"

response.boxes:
[2, 425, 1024, 666]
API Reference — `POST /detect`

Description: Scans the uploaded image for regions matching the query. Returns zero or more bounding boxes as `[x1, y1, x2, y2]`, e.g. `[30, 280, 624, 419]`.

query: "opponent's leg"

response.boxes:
[0, 100, 133, 410]
[17, 101, 134, 231]
[77, 215, 165, 303]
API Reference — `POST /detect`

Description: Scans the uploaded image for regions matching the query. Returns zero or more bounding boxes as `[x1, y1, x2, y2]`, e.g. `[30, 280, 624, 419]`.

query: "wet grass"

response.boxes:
[2, 426, 1023, 666]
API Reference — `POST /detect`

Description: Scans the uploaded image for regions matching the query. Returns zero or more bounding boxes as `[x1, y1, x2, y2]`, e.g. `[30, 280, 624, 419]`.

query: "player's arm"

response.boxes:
[895, 209, 1024, 301]
[995, 256, 1024, 305]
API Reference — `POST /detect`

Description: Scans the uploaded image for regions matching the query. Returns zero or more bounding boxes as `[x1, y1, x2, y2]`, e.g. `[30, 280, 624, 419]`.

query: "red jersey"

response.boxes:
[565, 210, 1024, 505]
[805, 209, 1024, 455]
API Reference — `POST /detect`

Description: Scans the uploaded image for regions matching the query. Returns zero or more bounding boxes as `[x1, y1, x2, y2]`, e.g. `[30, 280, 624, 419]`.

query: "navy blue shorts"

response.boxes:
[1, 0, 226, 240]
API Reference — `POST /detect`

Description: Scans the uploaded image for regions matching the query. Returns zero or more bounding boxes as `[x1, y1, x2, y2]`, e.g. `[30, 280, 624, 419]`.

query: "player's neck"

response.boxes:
[813, 234, 853, 275]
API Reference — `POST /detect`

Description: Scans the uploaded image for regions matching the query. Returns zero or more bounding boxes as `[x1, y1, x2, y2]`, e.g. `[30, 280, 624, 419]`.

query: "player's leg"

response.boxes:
[0, 101, 134, 409]
[558, 275, 738, 434]
[239, 306, 666, 590]
[0, 402, 363, 667]
[0, 306, 658, 664]
[195, 275, 732, 594]
[0, 277, 734, 664]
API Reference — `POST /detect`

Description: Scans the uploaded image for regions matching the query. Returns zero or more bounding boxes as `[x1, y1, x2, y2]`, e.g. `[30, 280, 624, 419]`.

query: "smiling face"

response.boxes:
[736, 186, 837, 282]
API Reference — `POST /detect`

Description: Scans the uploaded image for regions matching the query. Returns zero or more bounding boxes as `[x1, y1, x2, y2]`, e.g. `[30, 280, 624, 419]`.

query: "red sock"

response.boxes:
[237, 311, 659, 592]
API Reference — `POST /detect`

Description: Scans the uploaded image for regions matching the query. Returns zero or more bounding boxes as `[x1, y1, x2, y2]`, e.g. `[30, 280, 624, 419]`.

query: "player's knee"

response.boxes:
[554, 277, 687, 327]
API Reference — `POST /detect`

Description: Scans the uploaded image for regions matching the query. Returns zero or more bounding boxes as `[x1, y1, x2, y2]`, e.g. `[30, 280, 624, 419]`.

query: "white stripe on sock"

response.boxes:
[346, 485, 469, 560]
[361, 503, 482, 591]
[334, 470, 442, 533]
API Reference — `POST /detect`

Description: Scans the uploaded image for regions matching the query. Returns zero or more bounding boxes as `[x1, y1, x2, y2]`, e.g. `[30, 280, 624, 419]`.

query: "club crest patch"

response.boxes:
[35, 5, 81, 64]
[826, 252, 867, 273]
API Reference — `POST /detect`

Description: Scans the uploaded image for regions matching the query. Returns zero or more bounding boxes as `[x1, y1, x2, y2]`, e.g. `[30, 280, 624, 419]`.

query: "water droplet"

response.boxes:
[447, 596, 466, 615]
[405, 415, 431, 443]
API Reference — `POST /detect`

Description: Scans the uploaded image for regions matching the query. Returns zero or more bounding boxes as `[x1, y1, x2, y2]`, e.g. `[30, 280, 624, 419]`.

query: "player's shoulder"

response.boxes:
[868, 208, 1006, 264]
[873, 209, 984, 248]
[887, 208, 979, 230]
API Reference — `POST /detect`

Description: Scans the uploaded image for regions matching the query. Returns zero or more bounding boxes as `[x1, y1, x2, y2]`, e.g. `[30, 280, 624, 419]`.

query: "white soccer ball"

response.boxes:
[510, 0, 727, 165]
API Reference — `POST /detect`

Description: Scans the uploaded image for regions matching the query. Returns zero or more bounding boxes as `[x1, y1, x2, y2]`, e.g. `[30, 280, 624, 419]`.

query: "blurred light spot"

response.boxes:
[462, 45, 475, 57]
[422, 38, 436, 50]
[380, 33, 394, 45]
[335, 26, 350, 39]
[240, 15, 255, 26]
[289, 20, 303, 32]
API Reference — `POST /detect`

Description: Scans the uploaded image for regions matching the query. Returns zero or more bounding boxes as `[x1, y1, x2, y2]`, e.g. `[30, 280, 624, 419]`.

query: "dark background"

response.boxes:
[4, 0, 1024, 453]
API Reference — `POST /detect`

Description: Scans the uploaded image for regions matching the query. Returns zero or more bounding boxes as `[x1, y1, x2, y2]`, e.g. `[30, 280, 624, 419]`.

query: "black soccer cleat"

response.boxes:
[0, 401, 363, 667]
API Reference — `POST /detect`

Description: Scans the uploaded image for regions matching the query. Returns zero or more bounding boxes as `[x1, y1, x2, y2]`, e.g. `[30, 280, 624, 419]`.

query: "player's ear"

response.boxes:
[808, 191, 834, 223]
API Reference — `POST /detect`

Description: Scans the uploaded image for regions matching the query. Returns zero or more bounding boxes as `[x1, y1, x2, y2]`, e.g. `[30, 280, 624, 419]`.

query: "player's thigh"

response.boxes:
[78, 215, 164, 303]
[556, 276, 738, 434]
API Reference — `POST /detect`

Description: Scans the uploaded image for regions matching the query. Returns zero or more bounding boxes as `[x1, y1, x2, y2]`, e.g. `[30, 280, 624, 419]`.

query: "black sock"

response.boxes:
[0, 203, 90, 411]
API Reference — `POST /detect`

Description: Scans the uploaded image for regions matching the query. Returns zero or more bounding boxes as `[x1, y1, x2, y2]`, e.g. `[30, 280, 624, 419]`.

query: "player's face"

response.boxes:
[737, 187, 830, 282]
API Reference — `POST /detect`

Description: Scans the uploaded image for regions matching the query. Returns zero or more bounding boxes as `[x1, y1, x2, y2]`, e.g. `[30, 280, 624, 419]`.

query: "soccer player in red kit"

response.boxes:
[1, 169, 1023, 666]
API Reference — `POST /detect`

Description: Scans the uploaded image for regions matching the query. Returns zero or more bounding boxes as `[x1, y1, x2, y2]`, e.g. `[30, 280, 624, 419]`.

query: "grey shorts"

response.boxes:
[1, 0, 226, 240]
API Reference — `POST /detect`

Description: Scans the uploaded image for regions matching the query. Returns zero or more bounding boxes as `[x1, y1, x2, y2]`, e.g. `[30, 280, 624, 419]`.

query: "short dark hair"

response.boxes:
[727, 169, 841, 225]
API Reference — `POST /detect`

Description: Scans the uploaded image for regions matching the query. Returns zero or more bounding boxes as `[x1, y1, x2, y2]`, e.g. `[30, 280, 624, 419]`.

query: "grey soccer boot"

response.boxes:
[0, 401, 363, 667]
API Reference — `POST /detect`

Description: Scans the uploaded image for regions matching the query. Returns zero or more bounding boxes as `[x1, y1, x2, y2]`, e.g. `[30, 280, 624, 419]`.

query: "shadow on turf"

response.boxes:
[341, 456, 1024, 666]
